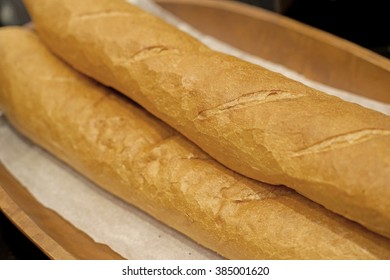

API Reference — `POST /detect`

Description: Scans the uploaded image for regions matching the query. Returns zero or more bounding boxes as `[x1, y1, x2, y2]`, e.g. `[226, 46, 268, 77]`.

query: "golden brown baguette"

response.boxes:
[1, 27, 390, 259]
[24, 0, 390, 238]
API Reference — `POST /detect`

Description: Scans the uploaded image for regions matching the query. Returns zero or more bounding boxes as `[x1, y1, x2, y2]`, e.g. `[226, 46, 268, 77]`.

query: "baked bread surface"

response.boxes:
[24, 0, 390, 238]
[1, 27, 390, 259]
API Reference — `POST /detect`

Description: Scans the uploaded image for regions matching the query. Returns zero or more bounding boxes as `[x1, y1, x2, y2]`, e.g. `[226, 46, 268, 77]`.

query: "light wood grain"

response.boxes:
[1, 0, 389, 260]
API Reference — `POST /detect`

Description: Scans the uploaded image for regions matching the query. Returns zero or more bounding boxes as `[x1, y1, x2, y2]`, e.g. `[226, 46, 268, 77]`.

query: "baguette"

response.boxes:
[24, 0, 390, 238]
[1, 27, 390, 259]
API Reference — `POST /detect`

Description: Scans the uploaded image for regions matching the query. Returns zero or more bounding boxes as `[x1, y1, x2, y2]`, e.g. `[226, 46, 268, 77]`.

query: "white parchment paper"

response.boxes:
[0, 0, 389, 259]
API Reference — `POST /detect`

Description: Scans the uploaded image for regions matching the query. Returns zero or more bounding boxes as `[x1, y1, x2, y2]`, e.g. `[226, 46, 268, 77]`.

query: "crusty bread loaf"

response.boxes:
[24, 0, 390, 238]
[1, 27, 390, 259]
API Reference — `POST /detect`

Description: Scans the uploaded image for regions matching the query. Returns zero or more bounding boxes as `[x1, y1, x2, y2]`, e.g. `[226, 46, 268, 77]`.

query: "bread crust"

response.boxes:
[1, 27, 390, 259]
[23, 0, 390, 238]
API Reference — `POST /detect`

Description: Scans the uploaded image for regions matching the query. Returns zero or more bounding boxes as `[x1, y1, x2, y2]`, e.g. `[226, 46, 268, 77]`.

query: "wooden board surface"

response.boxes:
[0, 0, 389, 260]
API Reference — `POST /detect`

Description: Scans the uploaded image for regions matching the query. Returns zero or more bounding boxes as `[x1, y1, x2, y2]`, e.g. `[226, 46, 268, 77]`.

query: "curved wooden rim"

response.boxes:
[156, 0, 390, 103]
[157, 0, 390, 69]
[0, 162, 124, 260]
[175, 0, 390, 67]
[0, 186, 75, 260]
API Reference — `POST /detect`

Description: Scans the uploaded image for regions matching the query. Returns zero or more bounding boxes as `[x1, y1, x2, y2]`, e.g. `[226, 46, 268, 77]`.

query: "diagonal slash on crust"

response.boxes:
[291, 129, 390, 157]
[73, 11, 133, 21]
[196, 90, 305, 120]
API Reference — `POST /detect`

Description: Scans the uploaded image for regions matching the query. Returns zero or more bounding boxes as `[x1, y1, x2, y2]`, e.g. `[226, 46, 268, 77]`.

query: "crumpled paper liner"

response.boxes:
[0, 0, 389, 259]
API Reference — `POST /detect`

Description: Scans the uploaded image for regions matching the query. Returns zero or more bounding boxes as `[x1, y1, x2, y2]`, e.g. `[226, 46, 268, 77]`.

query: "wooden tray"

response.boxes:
[0, 0, 389, 260]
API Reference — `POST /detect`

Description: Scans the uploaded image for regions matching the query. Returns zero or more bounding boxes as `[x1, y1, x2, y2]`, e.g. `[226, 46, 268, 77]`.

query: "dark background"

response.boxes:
[240, 0, 390, 58]
[0, 0, 388, 260]
[0, 212, 48, 259]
